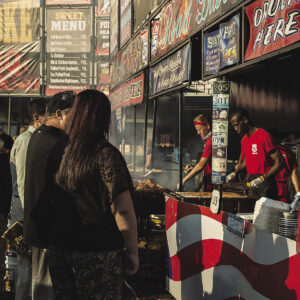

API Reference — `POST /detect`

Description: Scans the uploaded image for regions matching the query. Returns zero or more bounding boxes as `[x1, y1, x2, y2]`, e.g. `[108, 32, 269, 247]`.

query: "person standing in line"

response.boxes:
[0, 128, 14, 217]
[9, 98, 47, 299]
[179, 114, 213, 192]
[47, 89, 138, 299]
[23, 91, 76, 300]
[226, 108, 283, 199]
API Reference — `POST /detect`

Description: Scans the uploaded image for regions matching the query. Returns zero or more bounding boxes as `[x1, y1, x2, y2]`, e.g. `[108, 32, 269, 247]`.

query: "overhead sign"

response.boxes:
[151, 0, 243, 61]
[96, 61, 110, 96]
[110, 0, 119, 58]
[96, 0, 110, 17]
[203, 14, 239, 76]
[120, 0, 132, 48]
[150, 44, 191, 95]
[45, 7, 91, 95]
[109, 72, 144, 110]
[110, 26, 148, 89]
[245, 0, 300, 60]
[46, 0, 91, 4]
[0, 0, 40, 95]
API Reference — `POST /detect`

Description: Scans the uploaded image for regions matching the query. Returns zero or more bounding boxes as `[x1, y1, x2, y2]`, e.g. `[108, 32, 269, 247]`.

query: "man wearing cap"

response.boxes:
[227, 108, 283, 199]
[179, 114, 213, 192]
[23, 91, 75, 299]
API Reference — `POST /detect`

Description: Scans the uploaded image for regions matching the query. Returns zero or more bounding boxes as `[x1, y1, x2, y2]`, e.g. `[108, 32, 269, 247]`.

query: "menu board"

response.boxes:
[96, 18, 110, 57]
[46, 7, 91, 95]
[203, 30, 220, 76]
[211, 81, 230, 184]
[120, 0, 132, 47]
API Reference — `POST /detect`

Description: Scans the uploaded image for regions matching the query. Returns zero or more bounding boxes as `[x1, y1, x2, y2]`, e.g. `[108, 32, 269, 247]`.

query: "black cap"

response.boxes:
[47, 91, 76, 115]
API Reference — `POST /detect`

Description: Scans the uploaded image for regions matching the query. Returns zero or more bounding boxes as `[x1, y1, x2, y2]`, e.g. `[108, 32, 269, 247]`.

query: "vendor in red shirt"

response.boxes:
[180, 114, 213, 192]
[268, 129, 300, 203]
[226, 108, 283, 200]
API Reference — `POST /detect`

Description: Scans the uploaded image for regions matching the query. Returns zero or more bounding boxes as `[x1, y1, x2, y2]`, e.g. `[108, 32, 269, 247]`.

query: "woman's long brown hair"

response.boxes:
[56, 89, 111, 191]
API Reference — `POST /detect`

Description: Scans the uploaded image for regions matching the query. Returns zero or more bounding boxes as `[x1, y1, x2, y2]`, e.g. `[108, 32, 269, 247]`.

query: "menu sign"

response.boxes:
[110, 26, 148, 89]
[245, 0, 300, 60]
[46, 8, 91, 95]
[96, 19, 110, 57]
[96, 0, 110, 17]
[0, 0, 40, 95]
[110, 73, 144, 110]
[149, 44, 191, 95]
[110, 0, 119, 58]
[203, 14, 239, 76]
[120, 0, 132, 47]
[211, 81, 230, 184]
[151, 0, 243, 61]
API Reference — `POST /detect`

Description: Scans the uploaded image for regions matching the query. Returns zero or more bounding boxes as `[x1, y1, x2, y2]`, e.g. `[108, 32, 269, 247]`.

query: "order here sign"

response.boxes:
[245, 0, 300, 61]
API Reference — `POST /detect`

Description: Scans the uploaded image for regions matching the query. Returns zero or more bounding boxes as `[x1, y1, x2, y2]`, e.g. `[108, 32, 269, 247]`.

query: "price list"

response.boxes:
[46, 7, 91, 95]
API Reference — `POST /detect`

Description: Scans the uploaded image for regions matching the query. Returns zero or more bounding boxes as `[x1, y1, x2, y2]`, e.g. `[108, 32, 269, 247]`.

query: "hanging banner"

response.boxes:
[110, 26, 148, 89]
[149, 44, 191, 95]
[245, 0, 300, 61]
[46, 0, 91, 4]
[211, 81, 230, 184]
[203, 14, 239, 76]
[45, 7, 91, 95]
[0, 0, 40, 95]
[151, 0, 243, 61]
[96, 18, 110, 57]
[220, 14, 239, 68]
[96, 61, 110, 95]
[96, 0, 110, 17]
[110, 0, 119, 58]
[204, 30, 220, 76]
[120, 0, 132, 48]
[109, 72, 144, 110]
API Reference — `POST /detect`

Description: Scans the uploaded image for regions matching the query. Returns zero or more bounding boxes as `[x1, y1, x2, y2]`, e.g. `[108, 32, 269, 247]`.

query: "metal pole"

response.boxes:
[143, 99, 149, 172]
[151, 98, 158, 165]
[91, 0, 96, 89]
[179, 90, 183, 191]
[133, 105, 137, 173]
[8, 97, 12, 135]
[41, 0, 46, 96]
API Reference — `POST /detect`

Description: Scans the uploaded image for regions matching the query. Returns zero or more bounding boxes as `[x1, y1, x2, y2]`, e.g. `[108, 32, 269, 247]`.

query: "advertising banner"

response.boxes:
[204, 30, 220, 76]
[0, 0, 40, 95]
[110, 26, 148, 89]
[96, 61, 110, 95]
[109, 72, 144, 110]
[96, 0, 110, 17]
[203, 14, 239, 76]
[211, 81, 230, 184]
[120, 0, 132, 48]
[46, 0, 91, 4]
[110, 0, 119, 58]
[151, 0, 243, 61]
[245, 0, 300, 61]
[149, 44, 191, 95]
[46, 7, 91, 95]
[96, 18, 110, 57]
[219, 14, 239, 68]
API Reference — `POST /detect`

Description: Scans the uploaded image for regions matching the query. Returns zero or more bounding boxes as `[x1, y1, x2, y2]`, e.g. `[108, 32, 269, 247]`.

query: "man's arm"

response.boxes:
[291, 168, 300, 193]
[263, 149, 283, 180]
[15, 139, 30, 208]
[182, 156, 209, 185]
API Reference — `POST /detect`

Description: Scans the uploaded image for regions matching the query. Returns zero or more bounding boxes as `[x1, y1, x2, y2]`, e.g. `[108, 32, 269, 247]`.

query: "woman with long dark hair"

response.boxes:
[48, 89, 139, 299]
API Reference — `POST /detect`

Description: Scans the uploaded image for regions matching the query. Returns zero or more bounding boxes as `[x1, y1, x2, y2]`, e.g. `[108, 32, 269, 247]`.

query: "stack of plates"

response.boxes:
[278, 211, 298, 240]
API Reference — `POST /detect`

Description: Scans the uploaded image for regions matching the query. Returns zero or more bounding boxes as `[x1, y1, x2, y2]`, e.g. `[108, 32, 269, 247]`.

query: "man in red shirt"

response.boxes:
[180, 114, 213, 192]
[226, 108, 283, 200]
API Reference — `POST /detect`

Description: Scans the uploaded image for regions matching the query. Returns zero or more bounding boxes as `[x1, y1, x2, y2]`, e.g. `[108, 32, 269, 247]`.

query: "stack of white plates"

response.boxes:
[278, 211, 298, 240]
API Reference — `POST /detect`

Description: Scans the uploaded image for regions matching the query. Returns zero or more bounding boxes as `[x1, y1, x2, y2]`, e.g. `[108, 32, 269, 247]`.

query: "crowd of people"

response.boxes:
[1, 90, 139, 300]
